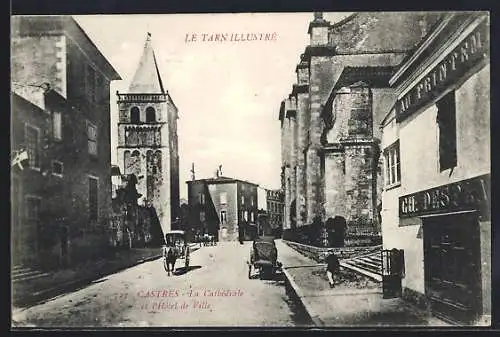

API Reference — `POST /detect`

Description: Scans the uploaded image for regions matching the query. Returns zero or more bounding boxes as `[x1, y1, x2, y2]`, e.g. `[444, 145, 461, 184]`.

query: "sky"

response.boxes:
[74, 13, 351, 200]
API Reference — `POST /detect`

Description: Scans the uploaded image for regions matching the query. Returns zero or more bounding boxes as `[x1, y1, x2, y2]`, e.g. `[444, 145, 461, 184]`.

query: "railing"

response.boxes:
[117, 93, 168, 102]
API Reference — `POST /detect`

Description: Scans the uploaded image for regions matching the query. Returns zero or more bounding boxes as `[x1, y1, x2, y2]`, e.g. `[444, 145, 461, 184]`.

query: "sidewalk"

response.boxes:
[12, 244, 199, 308]
[276, 240, 450, 327]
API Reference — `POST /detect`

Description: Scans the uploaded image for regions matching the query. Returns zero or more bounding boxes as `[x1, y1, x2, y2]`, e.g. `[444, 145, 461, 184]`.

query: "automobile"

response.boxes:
[247, 236, 282, 279]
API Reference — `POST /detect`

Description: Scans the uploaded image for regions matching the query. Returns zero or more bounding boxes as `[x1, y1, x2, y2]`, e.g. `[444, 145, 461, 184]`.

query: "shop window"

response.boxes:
[130, 107, 140, 123]
[384, 140, 401, 187]
[436, 91, 457, 171]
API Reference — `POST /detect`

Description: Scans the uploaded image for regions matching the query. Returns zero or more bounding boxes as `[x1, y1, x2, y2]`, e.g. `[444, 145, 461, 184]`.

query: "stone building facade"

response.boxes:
[11, 16, 121, 269]
[187, 175, 259, 242]
[266, 189, 284, 237]
[117, 33, 180, 235]
[280, 12, 443, 244]
[380, 12, 490, 325]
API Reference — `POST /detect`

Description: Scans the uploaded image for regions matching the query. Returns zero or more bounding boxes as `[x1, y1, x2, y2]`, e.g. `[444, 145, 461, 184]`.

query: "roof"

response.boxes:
[186, 175, 259, 187]
[12, 16, 121, 81]
[128, 33, 166, 94]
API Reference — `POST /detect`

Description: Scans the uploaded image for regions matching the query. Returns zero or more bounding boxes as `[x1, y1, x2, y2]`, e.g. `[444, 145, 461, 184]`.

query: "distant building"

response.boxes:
[116, 33, 180, 235]
[186, 174, 259, 242]
[380, 12, 490, 325]
[11, 15, 121, 269]
[266, 189, 284, 238]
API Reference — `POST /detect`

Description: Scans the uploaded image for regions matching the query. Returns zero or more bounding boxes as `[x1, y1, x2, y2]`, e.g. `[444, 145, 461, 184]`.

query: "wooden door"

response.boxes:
[423, 213, 482, 324]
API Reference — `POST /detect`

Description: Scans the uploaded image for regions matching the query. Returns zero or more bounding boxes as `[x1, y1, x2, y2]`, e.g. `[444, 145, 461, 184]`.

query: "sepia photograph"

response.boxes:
[10, 11, 491, 328]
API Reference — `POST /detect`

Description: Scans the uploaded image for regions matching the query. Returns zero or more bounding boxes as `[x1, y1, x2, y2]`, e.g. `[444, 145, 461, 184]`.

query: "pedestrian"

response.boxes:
[326, 252, 340, 288]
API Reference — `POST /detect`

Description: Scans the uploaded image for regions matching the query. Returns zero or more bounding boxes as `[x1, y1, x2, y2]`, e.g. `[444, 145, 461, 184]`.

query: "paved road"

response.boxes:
[12, 241, 311, 328]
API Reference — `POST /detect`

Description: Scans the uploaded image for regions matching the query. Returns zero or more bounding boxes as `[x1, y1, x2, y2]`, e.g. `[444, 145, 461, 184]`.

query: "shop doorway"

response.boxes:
[423, 212, 482, 324]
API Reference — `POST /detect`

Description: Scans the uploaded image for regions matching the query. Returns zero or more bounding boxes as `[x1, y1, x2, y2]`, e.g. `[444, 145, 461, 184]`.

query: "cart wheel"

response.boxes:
[248, 265, 252, 279]
[163, 258, 169, 274]
[185, 257, 190, 269]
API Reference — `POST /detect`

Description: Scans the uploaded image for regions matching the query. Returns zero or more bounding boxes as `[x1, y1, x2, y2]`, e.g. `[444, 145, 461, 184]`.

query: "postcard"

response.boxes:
[10, 11, 491, 328]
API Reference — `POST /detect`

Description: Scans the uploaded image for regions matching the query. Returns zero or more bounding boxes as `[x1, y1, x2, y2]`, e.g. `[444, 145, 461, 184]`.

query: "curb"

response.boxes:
[12, 253, 163, 308]
[282, 267, 324, 327]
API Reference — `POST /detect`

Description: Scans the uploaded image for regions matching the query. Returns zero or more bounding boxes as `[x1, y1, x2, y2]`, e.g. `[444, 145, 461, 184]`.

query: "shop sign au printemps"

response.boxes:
[399, 174, 490, 221]
[395, 18, 489, 122]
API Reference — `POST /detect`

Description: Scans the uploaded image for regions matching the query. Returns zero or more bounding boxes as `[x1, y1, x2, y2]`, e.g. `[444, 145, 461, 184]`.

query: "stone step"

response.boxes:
[12, 267, 51, 282]
[13, 271, 51, 282]
[354, 259, 381, 269]
[11, 268, 32, 276]
[340, 261, 382, 282]
[361, 254, 382, 263]
[350, 261, 382, 274]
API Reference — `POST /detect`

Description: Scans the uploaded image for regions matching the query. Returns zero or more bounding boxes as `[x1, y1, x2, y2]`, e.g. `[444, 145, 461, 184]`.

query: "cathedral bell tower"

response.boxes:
[116, 33, 180, 235]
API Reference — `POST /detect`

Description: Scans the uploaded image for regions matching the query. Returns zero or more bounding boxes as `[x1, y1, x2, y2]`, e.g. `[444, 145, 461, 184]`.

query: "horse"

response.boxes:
[202, 234, 217, 246]
[163, 245, 178, 276]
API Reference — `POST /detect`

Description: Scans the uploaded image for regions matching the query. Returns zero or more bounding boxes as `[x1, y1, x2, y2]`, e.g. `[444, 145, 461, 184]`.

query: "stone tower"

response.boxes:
[116, 33, 180, 235]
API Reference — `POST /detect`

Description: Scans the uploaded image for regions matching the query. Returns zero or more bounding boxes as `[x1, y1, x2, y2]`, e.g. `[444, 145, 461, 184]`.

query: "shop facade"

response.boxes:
[380, 12, 490, 325]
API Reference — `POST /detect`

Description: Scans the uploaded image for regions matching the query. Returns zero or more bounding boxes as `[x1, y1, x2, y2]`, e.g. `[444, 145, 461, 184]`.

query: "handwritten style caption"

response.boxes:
[130, 286, 245, 312]
[185, 32, 278, 43]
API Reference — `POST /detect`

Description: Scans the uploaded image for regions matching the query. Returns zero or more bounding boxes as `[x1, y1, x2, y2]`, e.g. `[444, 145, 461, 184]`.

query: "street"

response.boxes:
[12, 242, 311, 327]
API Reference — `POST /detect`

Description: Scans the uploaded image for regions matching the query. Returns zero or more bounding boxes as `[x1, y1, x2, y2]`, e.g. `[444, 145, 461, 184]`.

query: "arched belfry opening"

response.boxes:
[130, 107, 140, 123]
[146, 106, 156, 123]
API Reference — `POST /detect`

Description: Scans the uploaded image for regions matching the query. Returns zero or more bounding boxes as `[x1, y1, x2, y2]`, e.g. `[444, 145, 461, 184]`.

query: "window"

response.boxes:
[88, 177, 98, 221]
[250, 212, 254, 222]
[85, 64, 96, 104]
[384, 140, 401, 187]
[241, 196, 245, 205]
[26, 196, 41, 220]
[244, 211, 248, 221]
[437, 91, 457, 171]
[220, 192, 227, 205]
[87, 121, 98, 156]
[25, 124, 40, 169]
[130, 107, 140, 123]
[52, 160, 63, 176]
[220, 210, 227, 224]
[251, 198, 254, 206]
[146, 107, 156, 123]
[199, 192, 205, 205]
[53, 111, 62, 140]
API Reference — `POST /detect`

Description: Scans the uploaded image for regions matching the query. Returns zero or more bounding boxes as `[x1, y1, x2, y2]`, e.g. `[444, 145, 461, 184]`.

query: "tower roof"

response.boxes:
[128, 33, 165, 94]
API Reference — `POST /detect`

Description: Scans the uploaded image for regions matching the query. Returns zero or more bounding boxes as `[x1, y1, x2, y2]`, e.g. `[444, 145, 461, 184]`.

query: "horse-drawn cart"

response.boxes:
[247, 236, 282, 279]
[162, 230, 190, 276]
